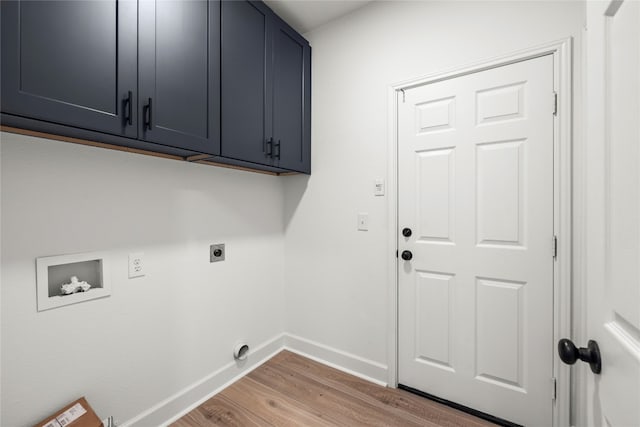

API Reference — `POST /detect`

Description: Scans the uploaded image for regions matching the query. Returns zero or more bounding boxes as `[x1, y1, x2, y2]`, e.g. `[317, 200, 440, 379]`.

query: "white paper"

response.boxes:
[56, 403, 87, 426]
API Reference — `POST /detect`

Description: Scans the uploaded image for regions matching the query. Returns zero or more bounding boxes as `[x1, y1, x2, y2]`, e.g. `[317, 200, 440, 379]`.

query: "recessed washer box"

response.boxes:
[36, 251, 111, 312]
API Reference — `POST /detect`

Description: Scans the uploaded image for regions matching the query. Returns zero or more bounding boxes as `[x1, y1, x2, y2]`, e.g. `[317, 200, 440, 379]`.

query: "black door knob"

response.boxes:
[402, 228, 412, 237]
[558, 338, 602, 374]
[401, 250, 413, 261]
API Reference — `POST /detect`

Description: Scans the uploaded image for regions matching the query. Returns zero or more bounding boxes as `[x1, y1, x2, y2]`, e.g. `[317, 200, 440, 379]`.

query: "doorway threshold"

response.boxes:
[398, 384, 523, 427]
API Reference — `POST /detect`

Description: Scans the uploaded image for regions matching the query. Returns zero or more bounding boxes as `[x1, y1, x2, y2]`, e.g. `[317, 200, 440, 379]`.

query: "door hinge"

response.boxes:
[396, 249, 399, 258]
[551, 377, 557, 401]
[553, 92, 558, 116]
[400, 89, 406, 103]
[553, 235, 558, 259]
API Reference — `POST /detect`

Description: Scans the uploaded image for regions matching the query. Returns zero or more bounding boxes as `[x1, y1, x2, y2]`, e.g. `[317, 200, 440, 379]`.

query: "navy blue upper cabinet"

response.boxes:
[138, 0, 221, 155]
[272, 17, 312, 173]
[2, 0, 220, 155]
[1, 0, 309, 174]
[0, 0, 138, 138]
[221, 0, 273, 165]
[221, 0, 311, 173]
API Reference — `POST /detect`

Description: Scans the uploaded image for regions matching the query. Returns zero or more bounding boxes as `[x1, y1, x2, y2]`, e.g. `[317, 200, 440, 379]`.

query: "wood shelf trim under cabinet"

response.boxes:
[194, 159, 281, 176]
[0, 125, 297, 176]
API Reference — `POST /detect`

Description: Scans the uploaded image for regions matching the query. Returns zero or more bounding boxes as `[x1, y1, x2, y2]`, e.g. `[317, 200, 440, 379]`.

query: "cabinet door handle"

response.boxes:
[144, 97, 153, 130]
[274, 139, 281, 160]
[265, 137, 273, 157]
[123, 91, 133, 125]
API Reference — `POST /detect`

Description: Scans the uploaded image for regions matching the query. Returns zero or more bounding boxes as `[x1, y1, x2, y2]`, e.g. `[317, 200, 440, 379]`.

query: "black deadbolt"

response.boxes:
[402, 228, 412, 237]
[558, 338, 602, 374]
[213, 249, 222, 257]
[401, 250, 413, 261]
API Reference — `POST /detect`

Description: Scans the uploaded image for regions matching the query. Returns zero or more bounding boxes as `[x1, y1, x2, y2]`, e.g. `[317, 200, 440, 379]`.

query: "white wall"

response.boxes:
[0, 132, 285, 426]
[284, 0, 584, 378]
[0, 2, 587, 424]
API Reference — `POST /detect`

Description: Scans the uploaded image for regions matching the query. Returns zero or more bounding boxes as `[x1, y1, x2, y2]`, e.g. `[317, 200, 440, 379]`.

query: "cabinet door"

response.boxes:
[138, 0, 220, 154]
[272, 19, 311, 173]
[0, 0, 138, 138]
[221, 0, 273, 166]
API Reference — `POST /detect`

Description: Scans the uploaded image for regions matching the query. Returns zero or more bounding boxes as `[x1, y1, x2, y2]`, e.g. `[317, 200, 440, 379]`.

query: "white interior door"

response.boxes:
[583, 1, 640, 425]
[398, 55, 555, 426]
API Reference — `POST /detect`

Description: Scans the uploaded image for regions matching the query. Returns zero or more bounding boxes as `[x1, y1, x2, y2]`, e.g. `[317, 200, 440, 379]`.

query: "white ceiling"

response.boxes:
[264, 0, 373, 34]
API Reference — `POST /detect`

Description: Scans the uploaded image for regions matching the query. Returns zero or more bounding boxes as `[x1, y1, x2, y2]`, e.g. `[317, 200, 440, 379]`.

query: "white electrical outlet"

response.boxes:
[128, 253, 145, 278]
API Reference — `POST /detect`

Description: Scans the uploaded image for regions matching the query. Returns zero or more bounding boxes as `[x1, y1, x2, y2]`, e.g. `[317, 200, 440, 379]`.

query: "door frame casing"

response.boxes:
[386, 38, 573, 427]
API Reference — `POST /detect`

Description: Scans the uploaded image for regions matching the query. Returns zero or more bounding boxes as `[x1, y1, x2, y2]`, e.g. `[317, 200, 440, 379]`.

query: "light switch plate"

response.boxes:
[357, 213, 369, 231]
[374, 179, 385, 196]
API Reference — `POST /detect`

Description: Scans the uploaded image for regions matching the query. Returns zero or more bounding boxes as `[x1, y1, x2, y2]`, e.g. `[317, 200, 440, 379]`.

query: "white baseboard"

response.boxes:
[120, 333, 389, 426]
[283, 333, 388, 387]
[121, 333, 285, 427]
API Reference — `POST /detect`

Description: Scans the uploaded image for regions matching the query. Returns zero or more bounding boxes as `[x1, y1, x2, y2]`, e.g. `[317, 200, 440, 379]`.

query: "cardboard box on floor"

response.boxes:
[34, 397, 103, 427]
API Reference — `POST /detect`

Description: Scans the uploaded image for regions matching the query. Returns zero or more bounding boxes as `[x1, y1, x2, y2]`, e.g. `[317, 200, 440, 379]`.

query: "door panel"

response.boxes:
[20, 1, 115, 113]
[476, 139, 525, 246]
[585, 1, 640, 425]
[416, 148, 455, 243]
[398, 55, 554, 426]
[221, 0, 272, 165]
[476, 278, 525, 390]
[155, 1, 208, 139]
[415, 271, 455, 369]
[606, 0, 640, 330]
[138, 0, 220, 154]
[273, 21, 311, 173]
[0, 0, 137, 137]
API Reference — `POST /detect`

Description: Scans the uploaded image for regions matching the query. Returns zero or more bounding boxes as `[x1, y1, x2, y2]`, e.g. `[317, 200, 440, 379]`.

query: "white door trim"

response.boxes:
[386, 38, 573, 427]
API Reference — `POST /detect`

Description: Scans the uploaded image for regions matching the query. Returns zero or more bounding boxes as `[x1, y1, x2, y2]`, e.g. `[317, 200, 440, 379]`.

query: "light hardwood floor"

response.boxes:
[172, 350, 497, 426]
